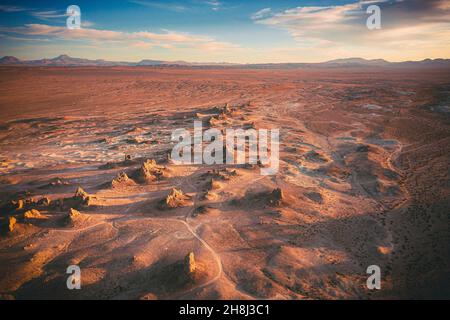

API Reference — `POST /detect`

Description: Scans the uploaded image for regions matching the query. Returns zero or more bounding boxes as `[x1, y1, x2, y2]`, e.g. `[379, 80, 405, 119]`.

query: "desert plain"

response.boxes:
[0, 66, 449, 299]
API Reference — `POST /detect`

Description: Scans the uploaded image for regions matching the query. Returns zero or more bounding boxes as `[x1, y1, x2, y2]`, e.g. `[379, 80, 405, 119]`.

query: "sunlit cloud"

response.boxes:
[252, 0, 450, 60]
[0, 23, 241, 53]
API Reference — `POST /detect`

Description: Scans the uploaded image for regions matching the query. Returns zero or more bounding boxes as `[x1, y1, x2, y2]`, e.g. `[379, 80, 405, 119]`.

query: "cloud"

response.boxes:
[0, 23, 240, 52]
[129, 0, 187, 12]
[134, 29, 212, 43]
[81, 21, 95, 28]
[205, 1, 222, 11]
[0, 5, 68, 22]
[252, 0, 450, 58]
[0, 5, 28, 12]
[131, 41, 155, 49]
[0, 24, 123, 40]
[0, 35, 50, 42]
[30, 10, 67, 21]
[251, 8, 272, 20]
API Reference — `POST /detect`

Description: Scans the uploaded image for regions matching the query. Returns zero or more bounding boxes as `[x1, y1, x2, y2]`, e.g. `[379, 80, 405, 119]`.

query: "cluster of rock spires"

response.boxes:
[2, 154, 179, 235]
[107, 158, 170, 188]
[207, 104, 239, 127]
[111, 172, 135, 188]
[231, 187, 285, 208]
[1, 186, 96, 234]
[23, 209, 43, 220]
[132, 159, 169, 183]
[2, 196, 51, 233]
[201, 168, 238, 196]
[59, 187, 93, 209]
[10, 197, 50, 211]
[160, 188, 191, 209]
[202, 102, 268, 166]
[203, 168, 238, 181]
[45, 178, 70, 188]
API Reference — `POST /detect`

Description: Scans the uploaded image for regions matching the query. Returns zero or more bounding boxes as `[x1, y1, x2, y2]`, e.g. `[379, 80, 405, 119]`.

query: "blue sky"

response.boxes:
[0, 0, 449, 63]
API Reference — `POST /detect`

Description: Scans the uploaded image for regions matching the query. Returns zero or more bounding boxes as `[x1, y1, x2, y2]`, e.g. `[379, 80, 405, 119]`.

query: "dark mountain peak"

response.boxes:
[52, 54, 73, 61]
[325, 57, 390, 65]
[0, 56, 21, 64]
[137, 59, 165, 66]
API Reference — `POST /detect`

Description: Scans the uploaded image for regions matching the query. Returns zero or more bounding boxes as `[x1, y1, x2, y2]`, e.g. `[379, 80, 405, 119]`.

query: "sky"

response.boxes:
[0, 0, 449, 63]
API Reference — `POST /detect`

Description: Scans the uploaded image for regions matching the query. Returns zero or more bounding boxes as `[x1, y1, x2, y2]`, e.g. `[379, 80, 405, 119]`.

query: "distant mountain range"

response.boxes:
[0, 54, 236, 67]
[1, 54, 449, 68]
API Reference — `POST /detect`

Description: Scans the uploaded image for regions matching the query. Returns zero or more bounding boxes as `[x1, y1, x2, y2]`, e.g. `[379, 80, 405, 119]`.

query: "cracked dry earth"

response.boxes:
[0, 67, 449, 300]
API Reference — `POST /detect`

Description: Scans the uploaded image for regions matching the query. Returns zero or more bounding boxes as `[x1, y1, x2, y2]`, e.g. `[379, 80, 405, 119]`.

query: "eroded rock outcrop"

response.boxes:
[98, 154, 135, 170]
[54, 188, 93, 211]
[64, 208, 82, 227]
[12, 199, 24, 211]
[7, 216, 16, 233]
[206, 179, 222, 191]
[23, 209, 43, 220]
[202, 191, 218, 201]
[111, 172, 135, 188]
[160, 188, 190, 209]
[74, 187, 89, 201]
[37, 197, 51, 207]
[268, 188, 284, 206]
[232, 187, 285, 208]
[202, 168, 237, 181]
[133, 159, 169, 183]
[184, 252, 196, 279]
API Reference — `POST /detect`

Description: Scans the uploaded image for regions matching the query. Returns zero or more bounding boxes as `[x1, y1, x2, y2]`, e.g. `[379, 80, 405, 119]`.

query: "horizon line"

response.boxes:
[2, 54, 450, 65]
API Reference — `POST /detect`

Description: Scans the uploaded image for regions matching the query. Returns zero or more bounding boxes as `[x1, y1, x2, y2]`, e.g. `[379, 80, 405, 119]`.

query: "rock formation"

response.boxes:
[12, 199, 24, 211]
[268, 188, 284, 206]
[111, 172, 135, 188]
[206, 179, 221, 191]
[160, 188, 190, 209]
[65, 187, 93, 208]
[184, 252, 196, 279]
[64, 208, 81, 227]
[7, 216, 16, 233]
[202, 191, 218, 201]
[74, 187, 89, 201]
[133, 159, 168, 183]
[23, 209, 42, 220]
[98, 154, 135, 170]
[203, 168, 237, 181]
[37, 197, 51, 207]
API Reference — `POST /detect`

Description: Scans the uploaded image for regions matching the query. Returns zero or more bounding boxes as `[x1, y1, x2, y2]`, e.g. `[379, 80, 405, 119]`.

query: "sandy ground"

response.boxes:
[0, 66, 449, 300]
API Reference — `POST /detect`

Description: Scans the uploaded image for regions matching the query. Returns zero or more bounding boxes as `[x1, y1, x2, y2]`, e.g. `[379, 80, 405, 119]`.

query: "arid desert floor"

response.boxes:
[0, 66, 449, 299]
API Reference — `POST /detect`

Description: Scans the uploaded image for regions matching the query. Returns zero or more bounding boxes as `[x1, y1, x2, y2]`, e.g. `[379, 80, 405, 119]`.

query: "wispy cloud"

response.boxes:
[0, 23, 240, 52]
[0, 5, 68, 22]
[205, 1, 222, 11]
[251, 8, 272, 20]
[0, 5, 28, 12]
[129, 0, 187, 12]
[30, 10, 67, 21]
